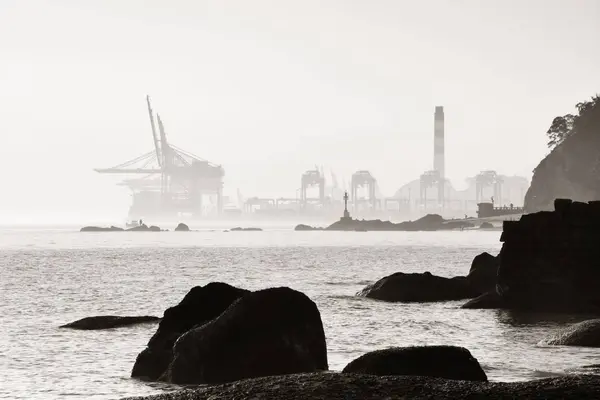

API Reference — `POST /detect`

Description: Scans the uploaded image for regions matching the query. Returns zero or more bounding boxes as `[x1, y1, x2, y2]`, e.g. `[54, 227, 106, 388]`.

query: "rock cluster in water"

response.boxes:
[296, 214, 475, 232]
[357, 252, 498, 303]
[81, 224, 165, 232]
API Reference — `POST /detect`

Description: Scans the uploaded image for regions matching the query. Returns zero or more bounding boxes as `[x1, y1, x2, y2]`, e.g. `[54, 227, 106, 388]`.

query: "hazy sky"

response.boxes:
[1, 0, 599, 220]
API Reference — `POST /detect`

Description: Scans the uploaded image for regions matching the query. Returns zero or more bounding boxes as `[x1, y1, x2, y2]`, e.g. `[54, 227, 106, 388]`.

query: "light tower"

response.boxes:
[434, 106, 445, 206]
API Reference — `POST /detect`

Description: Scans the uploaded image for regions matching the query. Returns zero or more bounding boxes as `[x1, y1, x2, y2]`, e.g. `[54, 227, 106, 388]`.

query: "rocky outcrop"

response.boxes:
[60, 316, 159, 330]
[162, 287, 328, 384]
[131, 282, 249, 381]
[326, 214, 474, 232]
[465, 252, 498, 294]
[357, 272, 480, 302]
[230, 227, 263, 231]
[120, 373, 600, 400]
[174, 223, 189, 232]
[497, 199, 600, 312]
[479, 221, 494, 229]
[341, 346, 487, 382]
[80, 226, 124, 232]
[127, 224, 161, 232]
[294, 224, 324, 231]
[540, 319, 600, 347]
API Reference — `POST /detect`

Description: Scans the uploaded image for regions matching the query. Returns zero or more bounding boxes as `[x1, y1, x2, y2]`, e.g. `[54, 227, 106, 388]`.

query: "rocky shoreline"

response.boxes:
[121, 373, 600, 400]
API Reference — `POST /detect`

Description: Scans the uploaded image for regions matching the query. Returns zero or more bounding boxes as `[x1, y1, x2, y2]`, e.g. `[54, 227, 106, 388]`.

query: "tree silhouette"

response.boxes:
[547, 95, 600, 149]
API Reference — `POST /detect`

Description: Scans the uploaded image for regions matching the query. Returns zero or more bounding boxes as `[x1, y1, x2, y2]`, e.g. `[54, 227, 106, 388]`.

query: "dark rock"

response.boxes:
[60, 315, 160, 330]
[479, 221, 494, 229]
[161, 287, 328, 384]
[497, 199, 600, 312]
[357, 272, 479, 302]
[341, 346, 487, 382]
[541, 319, 600, 347]
[80, 226, 124, 232]
[119, 372, 600, 400]
[461, 291, 506, 309]
[294, 224, 323, 231]
[230, 227, 263, 231]
[174, 223, 190, 232]
[466, 252, 498, 294]
[131, 282, 249, 381]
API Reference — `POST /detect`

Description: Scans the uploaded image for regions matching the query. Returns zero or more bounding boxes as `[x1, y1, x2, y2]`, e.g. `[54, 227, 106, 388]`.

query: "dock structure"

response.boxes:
[95, 96, 224, 219]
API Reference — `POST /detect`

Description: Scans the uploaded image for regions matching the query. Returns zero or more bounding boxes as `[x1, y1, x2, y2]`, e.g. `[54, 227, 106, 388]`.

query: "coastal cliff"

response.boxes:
[525, 95, 600, 213]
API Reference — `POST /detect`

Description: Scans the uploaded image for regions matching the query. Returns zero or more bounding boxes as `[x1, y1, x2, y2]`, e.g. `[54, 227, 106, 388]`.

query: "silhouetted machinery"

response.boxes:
[475, 170, 503, 203]
[419, 169, 444, 209]
[300, 168, 325, 209]
[351, 170, 378, 212]
[95, 96, 225, 219]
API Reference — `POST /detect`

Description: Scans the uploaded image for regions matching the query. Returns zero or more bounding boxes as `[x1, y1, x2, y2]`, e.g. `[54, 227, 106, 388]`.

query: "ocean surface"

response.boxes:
[2, 226, 600, 400]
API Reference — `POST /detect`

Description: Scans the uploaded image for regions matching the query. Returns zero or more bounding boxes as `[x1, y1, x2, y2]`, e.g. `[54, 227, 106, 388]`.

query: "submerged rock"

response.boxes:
[162, 287, 328, 384]
[120, 372, 600, 400]
[174, 223, 190, 232]
[230, 227, 263, 231]
[60, 316, 160, 330]
[357, 272, 479, 302]
[342, 346, 487, 382]
[461, 291, 506, 309]
[541, 319, 600, 347]
[80, 226, 124, 232]
[131, 282, 249, 381]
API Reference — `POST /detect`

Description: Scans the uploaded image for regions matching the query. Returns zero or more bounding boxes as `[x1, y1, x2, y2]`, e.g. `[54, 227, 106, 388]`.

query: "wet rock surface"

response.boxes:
[229, 227, 263, 231]
[357, 271, 480, 302]
[120, 372, 600, 400]
[131, 282, 249, 381]
[461, 291, 506, 309]
[541, 319, 600, 347]
[161, 287, 328, 384]
[60, 316, 160, 330]
[341, 346, 487, 382]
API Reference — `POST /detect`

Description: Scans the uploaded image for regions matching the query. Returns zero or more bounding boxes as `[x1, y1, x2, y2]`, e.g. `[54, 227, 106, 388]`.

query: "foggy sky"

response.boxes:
[1, 0, 599, 222]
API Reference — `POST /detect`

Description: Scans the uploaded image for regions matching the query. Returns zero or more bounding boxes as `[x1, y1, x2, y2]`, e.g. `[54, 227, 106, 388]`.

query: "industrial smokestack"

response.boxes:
[434, 106, 445, 179]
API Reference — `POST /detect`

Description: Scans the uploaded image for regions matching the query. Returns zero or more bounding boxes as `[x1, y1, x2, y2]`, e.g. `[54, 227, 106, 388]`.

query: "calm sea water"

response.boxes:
[1, 227, 599, 400]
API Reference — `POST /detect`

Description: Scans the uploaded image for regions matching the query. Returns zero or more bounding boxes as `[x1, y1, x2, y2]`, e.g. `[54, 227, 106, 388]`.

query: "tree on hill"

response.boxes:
[547, 95, 600, 149]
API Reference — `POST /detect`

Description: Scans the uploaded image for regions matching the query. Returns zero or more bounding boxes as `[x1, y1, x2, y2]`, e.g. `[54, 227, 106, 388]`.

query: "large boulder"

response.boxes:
[466, 252, 498, 294]
[120, 373, 600, 400]
[541, 319, 600, 347]
[342, 346, 487, 382]
[60, 315, 159, 330]
[357, 272, 479, 302]
[131, 282, 249, 381]
[161, 287, 328, 384]
[497, 199, 600, 312]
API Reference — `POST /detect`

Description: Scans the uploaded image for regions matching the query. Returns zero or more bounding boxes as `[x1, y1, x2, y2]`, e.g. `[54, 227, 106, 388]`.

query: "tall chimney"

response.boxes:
[434, 106, 445, 179]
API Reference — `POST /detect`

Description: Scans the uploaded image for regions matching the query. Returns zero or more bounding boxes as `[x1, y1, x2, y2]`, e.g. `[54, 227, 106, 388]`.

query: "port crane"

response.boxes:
[95, 96, 225, 219]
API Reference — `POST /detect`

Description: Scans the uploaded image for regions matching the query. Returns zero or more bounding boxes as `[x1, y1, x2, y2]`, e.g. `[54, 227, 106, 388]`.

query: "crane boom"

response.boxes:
[146, 95, 162, 167]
